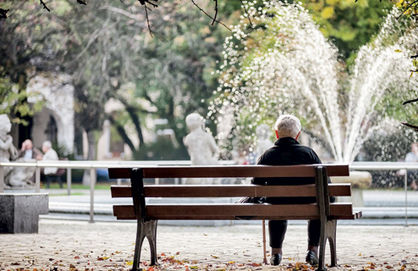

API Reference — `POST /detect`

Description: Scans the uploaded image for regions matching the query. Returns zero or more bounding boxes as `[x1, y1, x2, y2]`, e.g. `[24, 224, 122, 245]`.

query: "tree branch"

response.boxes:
[396, 0, 418, 19]
[402, 122, 418, 131]
[144, 3, 153, 36]
[39, 0, 50, 12]
[239, 0, 253, 27]
[403, 98, 418, 105]
[112, 92, 145, 146]
[190, 0, 231, 31]
[107, 114, 137, 153]
[211, 0, 218, 26]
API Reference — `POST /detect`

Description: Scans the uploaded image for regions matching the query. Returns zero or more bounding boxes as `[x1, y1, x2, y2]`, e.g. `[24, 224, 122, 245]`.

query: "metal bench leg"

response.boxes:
[132, 220, 146, 271]
[317, 230, 327, 271]
[132, 219, 158, 270]
[327, 220, 337, 267]
[146, 220, 158, 266]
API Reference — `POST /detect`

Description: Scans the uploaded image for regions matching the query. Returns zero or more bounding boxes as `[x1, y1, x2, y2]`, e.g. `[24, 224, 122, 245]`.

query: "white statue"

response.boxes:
[184, 113, 219, 165]
[255, 124, 273, 159]
[183, 113, 219, 184]
[0, 114, 18, 179]
[0, 114, 35, 188]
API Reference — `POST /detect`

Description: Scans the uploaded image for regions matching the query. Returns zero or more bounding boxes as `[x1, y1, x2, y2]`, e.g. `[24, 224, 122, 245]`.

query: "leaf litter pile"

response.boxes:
[1, 222, 418, 271]
[1, 250, 418, 271]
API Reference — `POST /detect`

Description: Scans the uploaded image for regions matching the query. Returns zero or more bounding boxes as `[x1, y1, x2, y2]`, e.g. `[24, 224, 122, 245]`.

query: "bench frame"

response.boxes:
[109, 165, 361, 271]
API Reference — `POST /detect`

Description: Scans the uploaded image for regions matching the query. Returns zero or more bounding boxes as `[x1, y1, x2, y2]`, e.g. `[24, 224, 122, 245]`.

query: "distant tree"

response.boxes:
[302, 0, 394, 62]
[0, 2, 55, 127]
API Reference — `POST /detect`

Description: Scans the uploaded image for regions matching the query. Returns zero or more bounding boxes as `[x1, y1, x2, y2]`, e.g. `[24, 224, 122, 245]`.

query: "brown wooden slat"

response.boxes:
[108, 165, 349, 179]
[142, 165, 316, 178]
[113, 203, 354, 220]
[109, 168, 131, 179]
[111, 183, 351, 198]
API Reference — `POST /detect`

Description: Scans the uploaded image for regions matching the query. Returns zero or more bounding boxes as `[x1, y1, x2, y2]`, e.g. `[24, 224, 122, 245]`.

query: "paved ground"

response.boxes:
[0, 220, 417, 271]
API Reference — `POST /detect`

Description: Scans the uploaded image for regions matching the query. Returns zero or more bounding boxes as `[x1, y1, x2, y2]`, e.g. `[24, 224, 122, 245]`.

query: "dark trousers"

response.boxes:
[269, 220, 320, 248]
[45, 175, 62, 188]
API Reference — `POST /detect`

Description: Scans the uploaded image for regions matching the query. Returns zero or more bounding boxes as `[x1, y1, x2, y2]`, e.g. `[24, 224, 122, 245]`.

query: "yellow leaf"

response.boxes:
[321, 7, 334, 19]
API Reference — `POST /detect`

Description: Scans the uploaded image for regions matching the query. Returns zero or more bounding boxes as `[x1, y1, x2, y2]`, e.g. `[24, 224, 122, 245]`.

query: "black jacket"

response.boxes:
[252, 137, 322, 204]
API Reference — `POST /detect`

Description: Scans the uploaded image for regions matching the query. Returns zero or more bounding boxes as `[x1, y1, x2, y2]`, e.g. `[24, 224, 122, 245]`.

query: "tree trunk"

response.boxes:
[86, 129, 96, 160]
[107, 114, 137, 153]
[82, 129, 96, 186]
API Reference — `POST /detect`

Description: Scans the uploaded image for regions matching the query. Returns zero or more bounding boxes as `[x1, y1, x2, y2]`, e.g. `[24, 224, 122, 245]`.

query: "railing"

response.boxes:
[350, 162, 418, 226]
[0, 161, 417, 224]
[0, 160, 197, 223]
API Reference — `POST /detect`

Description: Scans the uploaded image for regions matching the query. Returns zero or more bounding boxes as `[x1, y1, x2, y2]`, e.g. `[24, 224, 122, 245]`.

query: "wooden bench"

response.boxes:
[109, 164, 361, 271]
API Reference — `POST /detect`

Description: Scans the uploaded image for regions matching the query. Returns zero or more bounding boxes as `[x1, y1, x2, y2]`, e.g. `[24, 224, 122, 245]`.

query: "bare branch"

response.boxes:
[39, 0, 51, 12]
[411, 54, 418, 59]
[77, 0, 87, 5]
[396, 0, 418, 19]
[136, 0, 158, 37]
[211, 0, 218, 26]
[144, 3, 153, 36]
[402, 122, 418, 131]
[403, 98, 418, 105]
[190, 0, 231, 31]
[239, 0, 253, 28]
[138, 0, 158, 8]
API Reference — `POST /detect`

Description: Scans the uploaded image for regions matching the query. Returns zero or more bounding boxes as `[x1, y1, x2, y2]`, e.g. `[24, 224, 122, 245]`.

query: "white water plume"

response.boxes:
[209, 1, 418, 162]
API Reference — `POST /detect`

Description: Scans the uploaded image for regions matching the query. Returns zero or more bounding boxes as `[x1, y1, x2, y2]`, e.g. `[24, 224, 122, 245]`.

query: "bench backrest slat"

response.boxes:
[108, 164, 349, 179]
[113, 203, 353, 220]
[111, 183, 351, 198]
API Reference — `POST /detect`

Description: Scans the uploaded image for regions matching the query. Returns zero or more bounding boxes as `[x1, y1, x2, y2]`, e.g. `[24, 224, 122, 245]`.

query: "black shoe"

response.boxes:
[270, 253, 282, 266]
[306, 250, 319, 266]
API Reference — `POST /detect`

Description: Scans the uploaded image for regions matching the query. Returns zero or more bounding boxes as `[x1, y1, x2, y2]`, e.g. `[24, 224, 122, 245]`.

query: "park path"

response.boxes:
[0, 220, 417, 270]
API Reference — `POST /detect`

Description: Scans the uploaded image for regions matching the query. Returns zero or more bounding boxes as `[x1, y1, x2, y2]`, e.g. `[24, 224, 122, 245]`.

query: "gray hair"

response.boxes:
[42, 140, 52, 149]
[274, 115, 301, 138]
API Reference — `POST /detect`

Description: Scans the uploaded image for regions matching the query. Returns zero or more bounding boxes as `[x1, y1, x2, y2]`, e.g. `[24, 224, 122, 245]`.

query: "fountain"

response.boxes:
[208, 1, 418, 166]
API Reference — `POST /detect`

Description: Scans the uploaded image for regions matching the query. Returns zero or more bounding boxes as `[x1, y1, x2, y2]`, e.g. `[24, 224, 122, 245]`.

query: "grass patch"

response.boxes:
[43, 183, 111, 190]
[49, 192, 85, 196]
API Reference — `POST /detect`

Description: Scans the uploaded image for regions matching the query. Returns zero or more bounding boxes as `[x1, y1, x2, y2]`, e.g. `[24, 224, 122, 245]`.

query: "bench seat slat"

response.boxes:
[108, 165, 349, 179]
[111, 183, 351, 198]
[113, 203, 355, 220]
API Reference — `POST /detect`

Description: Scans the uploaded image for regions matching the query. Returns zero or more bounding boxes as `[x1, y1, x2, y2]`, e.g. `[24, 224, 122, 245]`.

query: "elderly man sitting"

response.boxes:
[253, 114, 325, 267]
[40, 141, 60, 188]
[18, 139, 42, 161]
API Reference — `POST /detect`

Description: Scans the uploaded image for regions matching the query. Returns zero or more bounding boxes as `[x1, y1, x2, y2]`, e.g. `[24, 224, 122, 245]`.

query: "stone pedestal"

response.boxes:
[0, 193, 48, 233]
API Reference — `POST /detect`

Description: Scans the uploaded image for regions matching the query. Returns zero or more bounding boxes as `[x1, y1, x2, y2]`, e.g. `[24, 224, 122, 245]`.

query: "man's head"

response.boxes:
[274, 114, 301, 140]
[21, 139, 33, 151]
[42, 140, 52, 153]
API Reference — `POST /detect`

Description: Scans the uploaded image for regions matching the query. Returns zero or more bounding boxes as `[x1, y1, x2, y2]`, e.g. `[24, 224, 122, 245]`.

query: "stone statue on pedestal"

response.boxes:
[183, 113, 219, 184]
[0, 114, 35, 188]
[184, 113, 219, 165]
